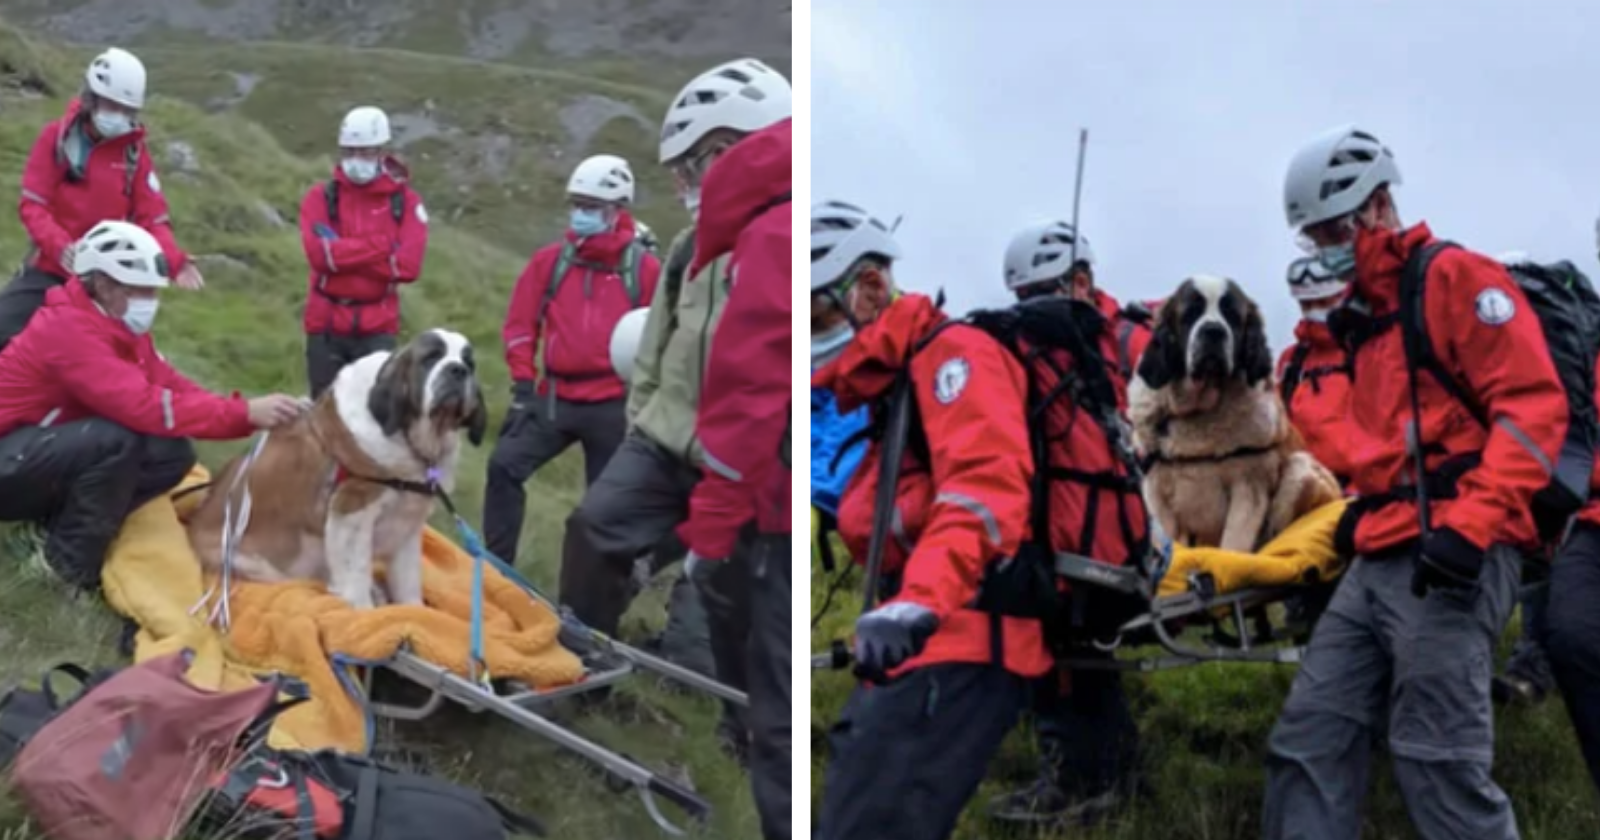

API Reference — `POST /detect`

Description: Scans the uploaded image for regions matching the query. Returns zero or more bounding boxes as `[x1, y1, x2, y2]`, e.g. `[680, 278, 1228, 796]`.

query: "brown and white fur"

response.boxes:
[1128, 275, 1341, 552]
[186, 329, 488, 609]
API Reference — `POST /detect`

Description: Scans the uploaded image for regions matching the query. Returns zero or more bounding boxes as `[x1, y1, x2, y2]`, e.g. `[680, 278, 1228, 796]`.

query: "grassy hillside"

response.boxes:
[811, 547, 1600, 838]
[0, 20, 757, 839]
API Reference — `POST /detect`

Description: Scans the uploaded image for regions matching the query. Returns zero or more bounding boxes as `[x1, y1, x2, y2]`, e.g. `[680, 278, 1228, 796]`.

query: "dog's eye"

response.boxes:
[461, 347, 476, 370]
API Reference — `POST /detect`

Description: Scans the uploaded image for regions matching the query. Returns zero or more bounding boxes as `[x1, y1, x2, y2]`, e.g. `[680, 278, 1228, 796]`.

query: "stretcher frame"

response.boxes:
[812, 550, 1330, 675]
[360, 600, 749, 838]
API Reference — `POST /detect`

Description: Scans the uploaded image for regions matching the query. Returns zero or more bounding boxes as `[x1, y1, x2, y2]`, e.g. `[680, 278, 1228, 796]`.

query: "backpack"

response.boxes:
[0, 662, 122, 769]
[864, 297, 1152, 648]
[533, 238, 646, 371]
[10, 649, 302, 840]
[1399, 241, 1600, 542]
[323, 179, 405, 229]
[197, 746, 546, 840]
[540, 237, 645, 323]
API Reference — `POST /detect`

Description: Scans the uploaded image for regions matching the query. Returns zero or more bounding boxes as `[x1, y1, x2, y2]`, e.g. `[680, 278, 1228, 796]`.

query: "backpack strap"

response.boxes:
[616, 238, 643, 307]
[1397, 240, 1489, 427]
[323, 180, 341, 228]
[389, 190, 404, 224]
[123, 141, 140, 207]
[1279, 342, 1313, 415]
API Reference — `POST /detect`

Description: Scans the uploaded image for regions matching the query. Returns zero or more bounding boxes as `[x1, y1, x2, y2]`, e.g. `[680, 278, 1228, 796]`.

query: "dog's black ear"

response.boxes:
[367, 348, 421, 439]
[1135, 300, 1185, 390]
[464, 380, 488, 447]
[1239, 306, 1275, 386]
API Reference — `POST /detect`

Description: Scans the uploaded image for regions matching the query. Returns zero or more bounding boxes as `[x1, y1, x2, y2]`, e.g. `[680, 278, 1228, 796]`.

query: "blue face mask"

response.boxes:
[92, 110, 134, 139]
[570, 208, 609, 237]
[1317, 242, 1357, 276]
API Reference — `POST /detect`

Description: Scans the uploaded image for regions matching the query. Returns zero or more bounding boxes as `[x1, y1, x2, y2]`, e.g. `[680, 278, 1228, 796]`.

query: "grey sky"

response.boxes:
[812, 0, 1600, 352]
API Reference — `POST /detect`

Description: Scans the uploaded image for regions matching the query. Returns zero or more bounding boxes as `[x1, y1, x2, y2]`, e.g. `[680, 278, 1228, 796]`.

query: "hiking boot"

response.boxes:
[1493, 639, 1554, 706]
[987, 777, 1123, 828]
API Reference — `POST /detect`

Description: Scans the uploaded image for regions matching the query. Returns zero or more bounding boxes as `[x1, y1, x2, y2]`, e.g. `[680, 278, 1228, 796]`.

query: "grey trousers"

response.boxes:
[1262, 545, 1522, 840]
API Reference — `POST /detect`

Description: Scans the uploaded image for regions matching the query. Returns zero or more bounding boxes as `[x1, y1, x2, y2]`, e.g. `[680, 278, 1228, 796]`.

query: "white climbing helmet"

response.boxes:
[609, 308, 651, 381]
[659, 58, 792, 164]
[811, 199, 901, 292]
[339, 106, 392, 148]
[85, 48, 146, 109]
[73, 221, 170, 288]
[1286, 255, 1346, 302]
[1283, 125, 1402, 231]
[568, 154, 635, 204]
[1002, 221, 1095, 292]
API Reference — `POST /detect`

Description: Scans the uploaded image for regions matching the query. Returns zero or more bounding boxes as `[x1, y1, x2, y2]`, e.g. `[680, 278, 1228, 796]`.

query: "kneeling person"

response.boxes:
[0, 221, 306, 588]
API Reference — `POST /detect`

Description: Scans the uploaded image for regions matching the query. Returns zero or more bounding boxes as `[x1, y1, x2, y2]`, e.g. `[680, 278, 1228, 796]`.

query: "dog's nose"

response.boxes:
[1196, 322, 1229, 344]
[445, 362, 470, 380]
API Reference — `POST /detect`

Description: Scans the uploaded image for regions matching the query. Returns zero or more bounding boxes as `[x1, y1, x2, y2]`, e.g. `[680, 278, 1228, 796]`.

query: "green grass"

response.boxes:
[0, 20, 756, 839]
[811, 544, 1600, 838]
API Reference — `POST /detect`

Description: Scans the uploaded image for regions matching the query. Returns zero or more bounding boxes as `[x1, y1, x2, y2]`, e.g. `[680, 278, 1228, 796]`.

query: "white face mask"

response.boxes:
[1302, 307, 1330, 324]
[341, 157, 381, 184]
[92, 110, 134, 138]
[681, 187, 701, 220]
[122, 297, 159, 335]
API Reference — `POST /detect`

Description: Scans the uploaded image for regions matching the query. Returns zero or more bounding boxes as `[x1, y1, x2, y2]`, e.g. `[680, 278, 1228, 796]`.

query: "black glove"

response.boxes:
[500, 380, 536, 436]
[852, 601, 940, 682]
[1412, 526, 1484, 598]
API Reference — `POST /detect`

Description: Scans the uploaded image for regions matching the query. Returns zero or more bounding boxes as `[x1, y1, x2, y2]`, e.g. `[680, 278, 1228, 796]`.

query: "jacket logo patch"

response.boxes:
[147, 171, 160, 193]
[1475, 287, 1515, 326]
[416, 203, 428, 224]
[933, 357, 970, 405]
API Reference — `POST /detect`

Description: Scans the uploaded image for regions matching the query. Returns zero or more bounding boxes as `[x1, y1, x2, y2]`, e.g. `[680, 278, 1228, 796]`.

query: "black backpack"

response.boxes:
[1399, 242, 1600, 541]
[0, 662, 121, 768]
[1278, 342, 1352, 419]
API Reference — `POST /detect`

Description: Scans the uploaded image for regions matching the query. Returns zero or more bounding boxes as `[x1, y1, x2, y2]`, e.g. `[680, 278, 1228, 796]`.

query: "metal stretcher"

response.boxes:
[813, 548, 1335, 675]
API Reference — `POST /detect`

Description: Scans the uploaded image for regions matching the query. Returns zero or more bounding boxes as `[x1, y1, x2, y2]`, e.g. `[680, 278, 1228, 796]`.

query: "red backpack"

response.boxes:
[9, 650, 294, 840]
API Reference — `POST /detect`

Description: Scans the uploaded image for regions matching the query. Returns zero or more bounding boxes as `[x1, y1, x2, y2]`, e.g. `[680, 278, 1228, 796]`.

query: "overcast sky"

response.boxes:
[812, 0, 1600, 352]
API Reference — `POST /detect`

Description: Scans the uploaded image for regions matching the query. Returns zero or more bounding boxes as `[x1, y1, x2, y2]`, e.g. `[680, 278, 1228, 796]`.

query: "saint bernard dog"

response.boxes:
[186, 329, 488, 609]
[1128, 274, 1342, 552]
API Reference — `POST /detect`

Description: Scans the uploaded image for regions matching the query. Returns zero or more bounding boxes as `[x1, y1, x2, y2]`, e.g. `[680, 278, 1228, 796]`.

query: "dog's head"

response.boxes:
[1136, 274, 1272, 390]
[367, 328, 488, 447]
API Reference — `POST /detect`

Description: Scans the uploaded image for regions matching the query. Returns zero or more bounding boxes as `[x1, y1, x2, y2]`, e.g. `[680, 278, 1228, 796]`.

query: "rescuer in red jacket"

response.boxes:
[1262, 125, 1567, 840]
[0, 222, 304, 590]
[812, 200, 1045, 840]
[672, 114, 791, 840]
[986, 219, 1148, 828]
[297, 106, 430, 398]
[2, 48, 203, 354]
[1276, 256, 1356, 488]
[483, 153, 660, 567]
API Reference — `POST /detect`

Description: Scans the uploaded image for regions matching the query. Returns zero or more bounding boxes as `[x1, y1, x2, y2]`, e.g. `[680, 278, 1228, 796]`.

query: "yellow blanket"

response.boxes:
[1156, 499, 1349, 599]
[99, 466, 586, 753]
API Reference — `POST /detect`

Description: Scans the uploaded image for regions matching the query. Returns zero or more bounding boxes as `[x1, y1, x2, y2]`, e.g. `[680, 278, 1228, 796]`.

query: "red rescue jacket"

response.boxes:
[679, 118, 793, 550]
[0, 280, 253, 440]
[814, 294, 1051, 679]
[1277, 319, 1356, 487]
[502, 211, 660, 404]
[297, 160, 429, 337]
[18, 98, 187, 279]
[1343, 223, 1567, 555]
